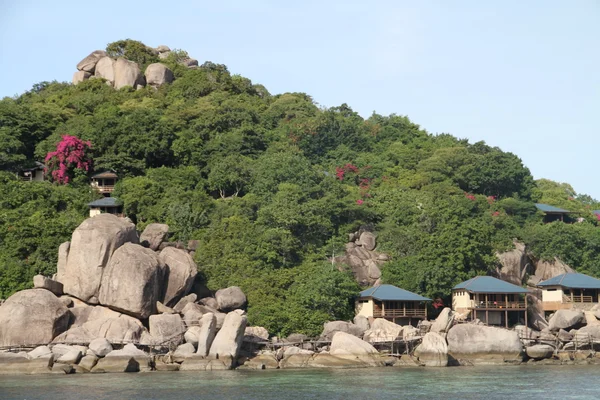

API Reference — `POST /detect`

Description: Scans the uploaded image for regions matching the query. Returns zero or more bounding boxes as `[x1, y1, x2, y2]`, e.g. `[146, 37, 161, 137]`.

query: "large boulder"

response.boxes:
[53, 306, 146, 343]
[98, 243, 162, 319]
[321, 321, 365, 340]
[415, 332, 448, 367]
[326, 331, 385, 367]
[145, 63, 174, 88]
[159, 247, 197, 307]
[88, 338, 112, 357]
[0, 352, 53, 375]
[72, 71, 91, 84]
[526, 344, 554, 360]
[149, 314, 185, 347]
[173, 293, 197, 313]
[33, 275, 63, 296]
[139, 223, 169, 250]
[244, 326, 269, 342]
[548, 309, 585, 331]
[181, 302, 205, 326]
[215, 286, 247, 312]
[76, 50, 107, 73]
[353, 315, 370, 332]
[496, 242, 530, 285]
[55, 241, 70, 283]
[330, 331, 378, 356]
[184, 326, 203, 347]
[208, 311, 247, 366]
[114, 57, 144, 90]
[93, 344, 151, 373]
[446, 324, 523, 364]
[356, 231, 376, 251]
[61, 214, 137, 302]
[362, 318, 402, 342]
[0, 289, 70, 347]
[430, 307, 454, 334]
[528, 257, 574, 285]
[94, 56, 116, 85]
[196, 313, 217, 356]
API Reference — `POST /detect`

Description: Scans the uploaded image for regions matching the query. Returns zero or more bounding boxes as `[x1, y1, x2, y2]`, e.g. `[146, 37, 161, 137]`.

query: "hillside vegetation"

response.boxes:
[2, 39, 600, 336]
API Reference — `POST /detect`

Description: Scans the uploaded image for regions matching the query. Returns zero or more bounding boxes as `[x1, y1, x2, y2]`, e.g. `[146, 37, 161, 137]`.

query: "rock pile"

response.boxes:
[333, 229, 389, 286]
[0, 213, 260, 374]
[71, 45, 198, 89]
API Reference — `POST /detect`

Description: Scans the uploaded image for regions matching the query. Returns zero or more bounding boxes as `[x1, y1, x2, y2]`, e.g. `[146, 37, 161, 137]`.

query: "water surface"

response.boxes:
[1, 366, 599, 400]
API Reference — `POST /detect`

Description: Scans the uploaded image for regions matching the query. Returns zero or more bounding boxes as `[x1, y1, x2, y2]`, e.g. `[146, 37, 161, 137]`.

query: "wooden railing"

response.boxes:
[93, 185, 115, 193]
[373, 309, 427, 318]
[470, 301, 526, 309]
[565, 295, 594, 303]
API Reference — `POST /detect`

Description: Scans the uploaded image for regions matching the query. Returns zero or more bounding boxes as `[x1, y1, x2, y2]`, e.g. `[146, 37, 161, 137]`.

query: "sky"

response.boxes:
[1, 1, 598, 197]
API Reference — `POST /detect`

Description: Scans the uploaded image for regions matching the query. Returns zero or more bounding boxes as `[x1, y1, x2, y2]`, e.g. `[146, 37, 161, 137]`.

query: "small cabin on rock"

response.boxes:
[91, 171, 118, 196]
[355, 284, 431, 326]
[88, 197, 123, 218]
[537, 272, 600, 311]
[452, 276, 528, 327]
[16, 162, 45, 182]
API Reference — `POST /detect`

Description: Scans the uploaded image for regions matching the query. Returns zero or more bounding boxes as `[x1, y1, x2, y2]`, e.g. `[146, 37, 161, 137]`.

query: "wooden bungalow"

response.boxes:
[88, 197, 124, 218]
[355, 284, 431, 326]
[91, 171, 118, 196]
[452, 276, 529, 327]
[535, 203, 572, 223]
[537, 273, 600, 312]
[16, 162, 45, 182]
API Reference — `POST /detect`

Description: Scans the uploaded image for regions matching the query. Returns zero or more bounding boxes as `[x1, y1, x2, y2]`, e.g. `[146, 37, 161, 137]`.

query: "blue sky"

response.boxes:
[1, 1, 598, 198]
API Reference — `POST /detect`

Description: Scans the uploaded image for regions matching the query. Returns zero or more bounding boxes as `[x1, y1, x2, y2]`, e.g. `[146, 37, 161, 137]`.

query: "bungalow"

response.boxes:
[355, 284, 431, 326]
[535, 203, 572, 223]
[537, 272, 600, 311]
[88, 197, 124, 218]
[452, 276, 529, 327]
[91, 171, 118, 196]
[16, 162, 45, 182]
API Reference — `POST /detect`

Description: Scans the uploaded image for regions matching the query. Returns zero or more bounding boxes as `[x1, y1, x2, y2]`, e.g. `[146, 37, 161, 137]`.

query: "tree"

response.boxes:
[45, 135, 92, 184]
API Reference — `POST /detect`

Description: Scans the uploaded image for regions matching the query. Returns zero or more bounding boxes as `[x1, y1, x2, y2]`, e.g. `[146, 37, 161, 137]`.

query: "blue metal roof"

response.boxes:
[88, 197, 122, 207]
[535, 203, 571, 213]
[359, 284, 431, 302]
[453, 276, 528, 294]
[538, 273, 600, 289]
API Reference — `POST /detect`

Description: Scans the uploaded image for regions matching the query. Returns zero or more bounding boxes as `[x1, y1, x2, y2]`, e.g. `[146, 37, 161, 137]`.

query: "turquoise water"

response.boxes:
[1, 366, 599, 399]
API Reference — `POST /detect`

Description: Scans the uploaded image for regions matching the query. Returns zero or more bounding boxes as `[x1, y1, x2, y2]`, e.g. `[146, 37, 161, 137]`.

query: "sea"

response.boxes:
[1, 366, 598, 400]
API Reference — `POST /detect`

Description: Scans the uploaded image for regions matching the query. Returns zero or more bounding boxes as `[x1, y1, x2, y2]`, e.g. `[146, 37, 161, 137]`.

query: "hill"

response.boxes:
[2, 39, 600, 336]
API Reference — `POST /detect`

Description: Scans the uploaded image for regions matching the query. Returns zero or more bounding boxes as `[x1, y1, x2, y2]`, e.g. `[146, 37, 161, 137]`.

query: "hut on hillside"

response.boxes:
[355, 284, 431, 326]
[537, 272, 600, 311]
[91, 170, 118, 196]
[452, 276, 529, 327]
[88, 197, 123, 218]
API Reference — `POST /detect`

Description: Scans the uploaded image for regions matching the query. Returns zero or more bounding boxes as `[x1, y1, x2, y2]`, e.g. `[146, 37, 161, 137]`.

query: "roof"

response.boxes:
[20, 161, 45, 172]
[535, 203, 571, 214]
[538, 273, 600, 289]
[453, 276, 529, 294]
[359, 284, 431, 302]
[91, 171, 118, 179]
[88, 197, 123, 207]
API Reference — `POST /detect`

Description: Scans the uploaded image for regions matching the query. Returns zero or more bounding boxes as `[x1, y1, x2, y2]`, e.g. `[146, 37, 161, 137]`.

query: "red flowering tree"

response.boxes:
[45, 135, 92, 184]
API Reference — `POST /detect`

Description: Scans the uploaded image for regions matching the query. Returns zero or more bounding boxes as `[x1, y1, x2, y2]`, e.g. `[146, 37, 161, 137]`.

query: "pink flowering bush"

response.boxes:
[45, 135, 92, 184]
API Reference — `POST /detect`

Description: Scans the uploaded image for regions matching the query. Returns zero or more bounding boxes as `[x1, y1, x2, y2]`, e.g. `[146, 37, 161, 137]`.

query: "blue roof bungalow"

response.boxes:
[452, 276, 529, 327]
[537, 273, 600, 311]
[355, 284, 431, 326]
[88, 197, 123, 218]
[535, 203, 573, 223]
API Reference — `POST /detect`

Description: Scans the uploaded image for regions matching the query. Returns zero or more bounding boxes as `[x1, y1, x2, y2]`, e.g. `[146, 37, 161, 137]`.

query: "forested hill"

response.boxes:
[2, 39, 600, 336]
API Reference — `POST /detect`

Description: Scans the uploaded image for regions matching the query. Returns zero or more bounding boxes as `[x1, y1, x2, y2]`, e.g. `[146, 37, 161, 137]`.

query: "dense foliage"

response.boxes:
[2, 40, 600, 335]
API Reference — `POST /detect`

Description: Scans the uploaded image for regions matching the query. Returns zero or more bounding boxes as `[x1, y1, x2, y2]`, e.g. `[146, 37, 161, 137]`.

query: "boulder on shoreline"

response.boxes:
[447, 324, 523, 365]
[415, 332, 448, 367]
[0, 289, 70, 347]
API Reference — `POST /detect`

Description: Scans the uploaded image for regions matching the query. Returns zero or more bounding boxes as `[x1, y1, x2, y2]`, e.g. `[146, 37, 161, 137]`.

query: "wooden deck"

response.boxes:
[373, 309, 427, 318]
[469, 301, 526, 310]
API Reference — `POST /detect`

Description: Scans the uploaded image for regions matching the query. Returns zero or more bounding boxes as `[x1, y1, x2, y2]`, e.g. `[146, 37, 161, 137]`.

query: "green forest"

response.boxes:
[2, 39, 600, 336]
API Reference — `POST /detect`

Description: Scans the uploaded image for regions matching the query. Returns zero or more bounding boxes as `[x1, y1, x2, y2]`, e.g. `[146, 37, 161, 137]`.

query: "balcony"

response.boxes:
[469, 301, 526, 310]
[373, 309, 427, 318]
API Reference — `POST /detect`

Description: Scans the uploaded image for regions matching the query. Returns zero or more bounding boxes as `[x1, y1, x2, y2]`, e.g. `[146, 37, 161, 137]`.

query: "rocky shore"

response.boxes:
[1, 214, 600, 375]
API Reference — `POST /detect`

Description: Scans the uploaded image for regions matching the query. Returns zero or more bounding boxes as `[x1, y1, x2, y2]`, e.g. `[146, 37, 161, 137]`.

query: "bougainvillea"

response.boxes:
[45, 135, 92, 184]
